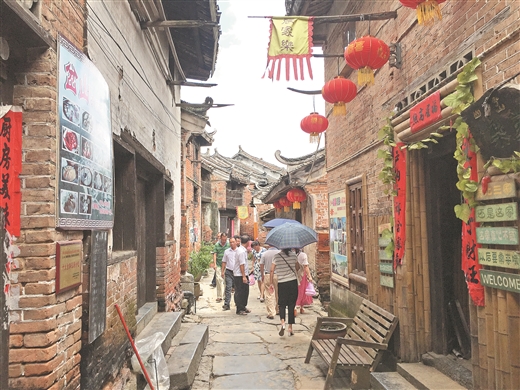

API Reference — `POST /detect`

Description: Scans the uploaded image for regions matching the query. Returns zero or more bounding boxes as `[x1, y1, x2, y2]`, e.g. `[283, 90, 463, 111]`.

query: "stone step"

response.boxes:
[135, 302, 157, 336]
[397, 363, 467, 390]
[135, 311, 183, 356]
[371, 372, 417, 390]
[422, 352, 473, 389]
[167, 324, 209, 390]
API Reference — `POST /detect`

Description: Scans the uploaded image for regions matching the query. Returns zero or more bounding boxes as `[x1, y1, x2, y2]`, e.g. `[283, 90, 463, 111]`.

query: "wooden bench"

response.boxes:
[305, 299, 398, 390]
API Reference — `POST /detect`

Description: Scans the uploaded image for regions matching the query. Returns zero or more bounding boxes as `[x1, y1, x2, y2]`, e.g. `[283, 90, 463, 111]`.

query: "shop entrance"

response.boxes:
[425, 134, 471, 358]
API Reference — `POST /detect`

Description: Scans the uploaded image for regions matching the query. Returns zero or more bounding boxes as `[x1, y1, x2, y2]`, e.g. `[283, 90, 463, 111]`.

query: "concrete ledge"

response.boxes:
[422, 352, 473, 389]
[168, 324, 209, 390]
[135, 302, 157, 336]
[397, 363, 467, 390]
[371, 372, 417, 390]
[135, 311, 182, 356]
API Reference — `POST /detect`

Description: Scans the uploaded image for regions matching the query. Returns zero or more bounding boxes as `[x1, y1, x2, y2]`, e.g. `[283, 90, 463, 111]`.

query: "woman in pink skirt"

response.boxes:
[295, 249, 314, 315]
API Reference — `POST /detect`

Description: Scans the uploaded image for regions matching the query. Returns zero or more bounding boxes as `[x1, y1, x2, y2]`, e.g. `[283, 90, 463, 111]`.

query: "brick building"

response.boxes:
[262, 148, 330, 302]
[0, 0, 220, 388]
[201, 146, 284, 240]
[287, 0, 519, 388]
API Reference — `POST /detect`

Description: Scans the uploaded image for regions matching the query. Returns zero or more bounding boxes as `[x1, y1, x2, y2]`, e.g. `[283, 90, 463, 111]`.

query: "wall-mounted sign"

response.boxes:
[380, 274, 394, 288]
[56, 241, 82, 293]
[57, 35, 114, 230]
[480, 270, 520, 294]
[409, 91, 442, 133]
[88, 231, 108, 343]
[379, 237, 391, 247]
[329, 190, 348, 287]
[478, 248, 520, 270]
[475, 202, 518, 223]
[378, 249, 392, 261]
[317, 232, 329, 252]
[475, 179, 516, 201]
[379, 262, 393, 275]
[476, 227, 518, 245]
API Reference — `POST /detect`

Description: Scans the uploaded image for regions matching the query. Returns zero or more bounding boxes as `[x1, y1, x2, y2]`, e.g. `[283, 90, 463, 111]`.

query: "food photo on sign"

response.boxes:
[60, 189, 78, 214]
[61, 158, 79, 184]
[62, 97, 80, 125]
[81, 136, 93, 160]
[79, 193, 92, 215]
[80, 166, 93, 188]
[62, 126, 79, 155]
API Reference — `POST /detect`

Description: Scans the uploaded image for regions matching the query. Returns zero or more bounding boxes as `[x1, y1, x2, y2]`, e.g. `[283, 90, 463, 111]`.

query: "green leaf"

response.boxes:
[381, 228, 393, 240]
[430, 132, 444, 138]
[442, 93, 459, 108]
[514, 151, 520, 158]
[464, 182, 478, 192]
[454, 203, 471, 223]
[377, 149, 390, 159]
[456, 179, 468, 191]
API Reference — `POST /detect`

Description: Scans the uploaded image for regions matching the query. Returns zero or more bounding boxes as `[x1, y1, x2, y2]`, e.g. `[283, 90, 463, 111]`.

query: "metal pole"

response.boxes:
[115, 304, 155, 390]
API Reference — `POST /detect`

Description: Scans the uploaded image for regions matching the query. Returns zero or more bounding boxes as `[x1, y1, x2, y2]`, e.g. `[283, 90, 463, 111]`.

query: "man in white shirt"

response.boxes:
[221, 238, 238, 311]
[260, 245, 280, 318]
[234, 235, 251, 315]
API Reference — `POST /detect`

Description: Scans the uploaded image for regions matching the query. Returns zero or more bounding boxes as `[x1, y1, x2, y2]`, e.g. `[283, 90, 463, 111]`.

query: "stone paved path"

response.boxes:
[185, 271, 351, 390]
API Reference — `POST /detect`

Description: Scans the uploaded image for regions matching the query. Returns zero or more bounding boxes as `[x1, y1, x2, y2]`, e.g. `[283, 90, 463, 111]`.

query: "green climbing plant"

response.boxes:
[377, 117, 397, 196]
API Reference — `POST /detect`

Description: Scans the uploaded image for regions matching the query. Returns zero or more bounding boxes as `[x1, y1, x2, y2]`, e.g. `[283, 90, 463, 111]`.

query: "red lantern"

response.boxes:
[321, 76, 357, 116]
[273, 200, 282, 210]
[400, 0, 445, 26]
[278, 197, 292, 212]
[300, 112, 329, 143]
[286, 188, 307, 209]
[344, 36, 390, 87]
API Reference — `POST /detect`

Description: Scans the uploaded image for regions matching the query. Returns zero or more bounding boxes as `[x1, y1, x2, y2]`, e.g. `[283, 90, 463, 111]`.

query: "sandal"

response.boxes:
[216, 298, 222, 302]
[245, 308, 251, 313]
[300, 307, 305, 314]
[260, 298, 265, 303]
[279, 326, 285, 336]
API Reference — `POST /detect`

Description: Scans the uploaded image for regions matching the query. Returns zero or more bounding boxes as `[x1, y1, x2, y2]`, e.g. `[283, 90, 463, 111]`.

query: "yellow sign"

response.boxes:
[476, 179, 516, 201]
[56, 241, 82, 293]
[237, 206, 248, 220]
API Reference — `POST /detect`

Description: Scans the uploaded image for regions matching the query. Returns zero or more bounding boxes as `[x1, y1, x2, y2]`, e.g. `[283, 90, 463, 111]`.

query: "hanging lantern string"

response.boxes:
[336, 57, 340, 76]
[312, 95, 316, 112]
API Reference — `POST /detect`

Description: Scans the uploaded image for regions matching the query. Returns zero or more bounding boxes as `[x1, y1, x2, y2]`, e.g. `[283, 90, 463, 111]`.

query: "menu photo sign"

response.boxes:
[56, 240, 82, 293]
[329, 190, 348, 287]
[57, 35, 114, 230]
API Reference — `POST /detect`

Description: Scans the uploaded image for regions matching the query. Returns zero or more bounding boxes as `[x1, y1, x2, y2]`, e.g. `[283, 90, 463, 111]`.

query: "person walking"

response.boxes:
[260, 245, 279, 319]
[295, 248, 313, 315]
[221, 237, 238, 311]
[251, 241, 266, 302]
[234, 235, 251, 315]
[211, 233, 229, 303]
[269, 248, 300, 336]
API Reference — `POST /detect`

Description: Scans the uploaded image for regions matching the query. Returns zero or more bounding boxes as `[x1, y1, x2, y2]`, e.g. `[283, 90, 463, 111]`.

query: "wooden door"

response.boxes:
[136, 179, 147, 309]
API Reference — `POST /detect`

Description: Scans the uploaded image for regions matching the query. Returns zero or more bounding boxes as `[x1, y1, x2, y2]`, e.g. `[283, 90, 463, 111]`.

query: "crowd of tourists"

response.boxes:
[210, 232, 314, 336]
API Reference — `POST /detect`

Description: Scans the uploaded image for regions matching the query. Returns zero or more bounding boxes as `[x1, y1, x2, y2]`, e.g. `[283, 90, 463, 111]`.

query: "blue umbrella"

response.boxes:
[263, 218, 302, 228]
[265, 222, 318, 249]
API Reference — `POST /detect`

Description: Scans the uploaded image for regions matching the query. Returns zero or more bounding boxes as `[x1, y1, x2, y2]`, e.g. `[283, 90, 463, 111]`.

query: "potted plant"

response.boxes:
[188, 243, 213, 282]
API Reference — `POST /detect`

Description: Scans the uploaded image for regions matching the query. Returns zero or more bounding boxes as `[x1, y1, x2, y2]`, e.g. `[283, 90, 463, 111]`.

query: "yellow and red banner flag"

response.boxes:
[264, 17, 314, 81]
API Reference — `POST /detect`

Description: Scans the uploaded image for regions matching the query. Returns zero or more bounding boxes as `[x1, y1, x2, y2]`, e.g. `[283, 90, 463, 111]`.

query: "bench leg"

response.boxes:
[305, 343, 314, 363]
[351, 368, 370, 389]
[323, 359, 338, 390]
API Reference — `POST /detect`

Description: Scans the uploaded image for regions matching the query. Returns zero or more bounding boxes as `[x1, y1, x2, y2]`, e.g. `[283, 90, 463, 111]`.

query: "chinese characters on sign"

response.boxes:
[475, 179, 516, 201]
[478, 248, 520, 270]
[264, 17, 314, 81]
[57, 35, 114, 229]
[329, 190, 348, 287]
[460, 135, 484, 306]
[475, 202, 518, 222]
[409, 91, 442, 133]
[393, 144, 406, 268]
[0, 108, 22, 237]
[476, 227, 519, 246]
[56, 241, 82, 293]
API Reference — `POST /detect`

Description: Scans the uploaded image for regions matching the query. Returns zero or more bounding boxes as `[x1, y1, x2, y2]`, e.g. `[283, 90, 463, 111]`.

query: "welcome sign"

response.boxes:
[480, 270, 520, 294]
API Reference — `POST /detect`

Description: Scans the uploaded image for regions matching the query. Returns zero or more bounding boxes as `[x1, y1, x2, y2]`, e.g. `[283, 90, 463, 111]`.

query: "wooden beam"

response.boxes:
[169, 81, 217, 87]
[248, 11, 398, 23]
[142, 20, 219, 29]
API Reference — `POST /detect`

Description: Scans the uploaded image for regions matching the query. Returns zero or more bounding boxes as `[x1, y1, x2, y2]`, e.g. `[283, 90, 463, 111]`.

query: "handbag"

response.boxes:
[305, 280, 316, 296]
[279, 254, 300, 285]
[249, 273, 255, 286]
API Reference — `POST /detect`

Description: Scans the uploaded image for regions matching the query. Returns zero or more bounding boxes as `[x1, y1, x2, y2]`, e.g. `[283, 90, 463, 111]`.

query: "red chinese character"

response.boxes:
[64, 62, 78, 95]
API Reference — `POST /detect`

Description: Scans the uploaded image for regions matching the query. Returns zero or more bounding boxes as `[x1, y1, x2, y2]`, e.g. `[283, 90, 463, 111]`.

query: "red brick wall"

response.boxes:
[212, 179, 227, 209]
[7, 1, 86, 388]
[156, 244, 182, 312]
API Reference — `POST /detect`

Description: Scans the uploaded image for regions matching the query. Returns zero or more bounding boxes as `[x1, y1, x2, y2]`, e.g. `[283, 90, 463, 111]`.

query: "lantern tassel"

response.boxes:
[333, 102, 347, 116]
[358, 67, 375, 87]
[309, 132, 319, 143]
[417, 0, 443, 26]
[292, 201, 301, 209]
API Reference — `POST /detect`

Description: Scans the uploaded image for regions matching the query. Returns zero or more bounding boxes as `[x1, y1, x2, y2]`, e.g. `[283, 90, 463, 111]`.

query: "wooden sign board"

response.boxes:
[378, 223, 391, 234]
[378, 249, 393, 261]
[475, 179, 516, 201]
[56, 241, 82, 293]
[380, 274, 394, 288]
[475, 202, 518, 222]
[480, 270, 520, 294]
[88, 231, 108, 343]
[476, 227, 519, 245]
[478, 248, 520, 270]
[379, 237, 391, 247]
[379, 262, 393, 275]
[318, 232, 330, 252]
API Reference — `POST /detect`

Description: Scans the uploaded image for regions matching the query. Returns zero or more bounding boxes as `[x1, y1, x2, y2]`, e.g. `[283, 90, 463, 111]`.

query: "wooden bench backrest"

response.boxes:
[346, 299, 398, 370]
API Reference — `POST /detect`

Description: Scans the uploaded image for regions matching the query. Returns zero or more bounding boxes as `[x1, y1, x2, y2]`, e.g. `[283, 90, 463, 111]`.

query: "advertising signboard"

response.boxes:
[329, 190, 348, 287]
[57, 35, 113, 229]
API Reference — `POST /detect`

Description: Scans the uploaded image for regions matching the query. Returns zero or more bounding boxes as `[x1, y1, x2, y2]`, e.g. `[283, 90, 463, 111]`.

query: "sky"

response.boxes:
[181, 0, 326, 166]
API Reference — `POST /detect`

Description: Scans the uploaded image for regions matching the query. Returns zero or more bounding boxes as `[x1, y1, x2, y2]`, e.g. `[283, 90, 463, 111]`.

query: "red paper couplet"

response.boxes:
[461, 133, 485, 306]
[0, 109, 22, 236]
[393, 143, 407, 268]
[410, 91, 442, 133]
